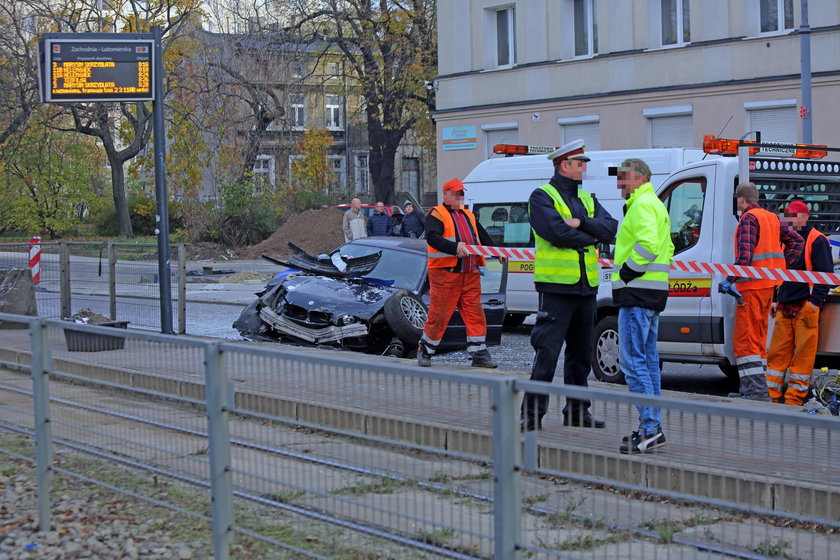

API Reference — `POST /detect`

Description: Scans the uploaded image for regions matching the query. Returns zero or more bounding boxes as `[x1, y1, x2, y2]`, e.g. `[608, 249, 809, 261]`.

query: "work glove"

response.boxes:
[718, 281, 744, 306]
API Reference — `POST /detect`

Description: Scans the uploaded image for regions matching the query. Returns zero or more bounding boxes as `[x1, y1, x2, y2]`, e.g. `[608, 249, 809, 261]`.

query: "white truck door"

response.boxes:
[656, 164, 718, 360]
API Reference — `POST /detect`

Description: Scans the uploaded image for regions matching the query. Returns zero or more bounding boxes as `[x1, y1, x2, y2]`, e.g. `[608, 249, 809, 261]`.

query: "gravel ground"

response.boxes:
[0, 468, 200, 560]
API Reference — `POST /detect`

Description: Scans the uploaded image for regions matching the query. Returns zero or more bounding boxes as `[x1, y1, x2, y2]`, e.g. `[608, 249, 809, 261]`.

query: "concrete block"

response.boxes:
[235, 392, 296, 420]
[0, 269, 37, 326]
[297, 401, 365, 432]
[364, 415, 449, 450]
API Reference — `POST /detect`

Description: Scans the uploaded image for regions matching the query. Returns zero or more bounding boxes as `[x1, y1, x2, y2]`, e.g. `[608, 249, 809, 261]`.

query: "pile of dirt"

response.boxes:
[246, 208, 347, 261]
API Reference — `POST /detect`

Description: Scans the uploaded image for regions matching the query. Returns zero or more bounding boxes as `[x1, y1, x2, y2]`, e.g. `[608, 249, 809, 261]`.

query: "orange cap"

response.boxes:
[443, 178, 466, 192]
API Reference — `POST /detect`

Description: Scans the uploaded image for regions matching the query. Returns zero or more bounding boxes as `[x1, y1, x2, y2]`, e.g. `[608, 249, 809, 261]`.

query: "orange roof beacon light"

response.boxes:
[702, 135, 827, 160]
[493, 144, 557, 156]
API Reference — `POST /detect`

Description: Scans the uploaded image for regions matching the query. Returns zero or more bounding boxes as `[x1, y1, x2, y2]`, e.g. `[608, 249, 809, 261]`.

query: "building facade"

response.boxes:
[435, 0, 840, 182]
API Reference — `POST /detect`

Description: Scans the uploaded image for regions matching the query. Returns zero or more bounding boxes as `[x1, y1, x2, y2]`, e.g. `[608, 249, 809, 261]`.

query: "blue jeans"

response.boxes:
[618, 307, 662, 436]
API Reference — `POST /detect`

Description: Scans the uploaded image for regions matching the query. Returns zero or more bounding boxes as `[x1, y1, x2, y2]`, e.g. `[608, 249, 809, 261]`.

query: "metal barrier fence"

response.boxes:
[0, 314, 838, 559]
[0, 241, 186, 332]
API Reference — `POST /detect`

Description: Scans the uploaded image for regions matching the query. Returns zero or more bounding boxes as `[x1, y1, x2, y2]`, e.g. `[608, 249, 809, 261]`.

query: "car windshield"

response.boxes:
[336, 243, 425, 291]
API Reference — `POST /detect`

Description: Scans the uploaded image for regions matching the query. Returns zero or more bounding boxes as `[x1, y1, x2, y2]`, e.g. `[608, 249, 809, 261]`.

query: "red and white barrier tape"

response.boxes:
[463, 244, 840, 286]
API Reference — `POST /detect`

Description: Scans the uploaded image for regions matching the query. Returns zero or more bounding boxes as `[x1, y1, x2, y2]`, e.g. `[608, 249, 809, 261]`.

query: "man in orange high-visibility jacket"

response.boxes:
[418, 178, 506, 368]
[766, 200, 833, 405]
[726, 183, 803, 400]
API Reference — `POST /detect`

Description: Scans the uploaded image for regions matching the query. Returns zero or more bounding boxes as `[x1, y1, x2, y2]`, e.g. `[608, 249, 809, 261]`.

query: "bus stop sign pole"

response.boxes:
[152, 25, 173, 334]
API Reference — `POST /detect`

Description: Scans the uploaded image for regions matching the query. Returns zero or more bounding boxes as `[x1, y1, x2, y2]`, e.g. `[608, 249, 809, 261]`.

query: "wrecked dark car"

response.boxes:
[233, 237, 507, 357]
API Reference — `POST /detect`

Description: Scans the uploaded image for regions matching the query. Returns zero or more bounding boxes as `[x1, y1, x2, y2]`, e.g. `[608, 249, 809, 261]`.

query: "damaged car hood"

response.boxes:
[280, 274, 399, 321]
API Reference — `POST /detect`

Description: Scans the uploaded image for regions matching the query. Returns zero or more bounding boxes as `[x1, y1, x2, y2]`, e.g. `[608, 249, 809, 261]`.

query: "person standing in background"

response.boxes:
[342, 198, 367, 241]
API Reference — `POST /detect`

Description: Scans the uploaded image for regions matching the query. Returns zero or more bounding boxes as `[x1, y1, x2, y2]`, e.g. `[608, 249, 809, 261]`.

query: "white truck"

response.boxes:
[462, 137, 840, 383]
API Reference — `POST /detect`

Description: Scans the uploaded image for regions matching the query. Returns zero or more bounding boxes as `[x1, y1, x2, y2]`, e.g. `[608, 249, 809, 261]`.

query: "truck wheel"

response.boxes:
[503, 313, 527, 328]
[719, 363, 740, 392]
[383, 290, 427, 346]
[592, 315, 625, 384]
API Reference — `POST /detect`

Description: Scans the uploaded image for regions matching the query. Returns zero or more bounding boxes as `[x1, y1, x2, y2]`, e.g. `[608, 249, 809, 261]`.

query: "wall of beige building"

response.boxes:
[435, 0, 840, 187]
[435, 73, 840, 183]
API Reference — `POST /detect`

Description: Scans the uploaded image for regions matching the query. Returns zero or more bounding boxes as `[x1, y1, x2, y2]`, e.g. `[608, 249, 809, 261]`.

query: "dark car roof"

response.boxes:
[345, 236, 427, 254]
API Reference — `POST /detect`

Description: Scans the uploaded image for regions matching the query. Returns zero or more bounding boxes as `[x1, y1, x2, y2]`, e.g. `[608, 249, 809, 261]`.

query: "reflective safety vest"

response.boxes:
[804, 227, 829, 288]
[735, 207, 786, 290]
[610, 182, 673, 292]
[532, 184, 599, 286]
[427, 205, 486, 268]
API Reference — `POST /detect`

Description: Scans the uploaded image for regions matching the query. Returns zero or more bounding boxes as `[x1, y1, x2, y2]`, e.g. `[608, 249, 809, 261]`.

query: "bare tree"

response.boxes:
[290, 0, 437, 205]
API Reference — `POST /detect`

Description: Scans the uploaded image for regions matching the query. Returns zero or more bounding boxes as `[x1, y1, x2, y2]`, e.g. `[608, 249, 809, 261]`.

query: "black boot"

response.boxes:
[417, 346, 432, 367]
[470, 348, 498, 368]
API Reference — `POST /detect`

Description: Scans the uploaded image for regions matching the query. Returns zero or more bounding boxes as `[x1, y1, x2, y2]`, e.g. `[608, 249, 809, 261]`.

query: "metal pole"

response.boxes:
[178, 244, 186, 334]
[492, 378, 521, 559]
[108, 242, 116, 320]
[30, 318, 53, 532]
[205, 342, 233, 559]
[800, 0, 812, 143]
[59, 242, 70, 318]
[152, 25, 173, 333]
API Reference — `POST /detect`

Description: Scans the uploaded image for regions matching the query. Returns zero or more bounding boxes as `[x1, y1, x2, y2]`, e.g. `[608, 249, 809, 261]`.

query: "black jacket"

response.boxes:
[367, 211, 392, 236]
[402, 211, 425, 238]
[528, 174, 618, 295]
[425, 205, 494, 272]
[777, 225, 833, 307]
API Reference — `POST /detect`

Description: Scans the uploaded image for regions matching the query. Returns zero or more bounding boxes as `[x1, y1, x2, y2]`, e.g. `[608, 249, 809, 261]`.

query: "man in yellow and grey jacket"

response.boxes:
[613, 158, 674, 454]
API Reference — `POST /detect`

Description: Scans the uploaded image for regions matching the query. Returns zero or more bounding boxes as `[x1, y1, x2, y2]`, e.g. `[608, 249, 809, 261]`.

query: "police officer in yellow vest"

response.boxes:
[521, 140, 618, 431]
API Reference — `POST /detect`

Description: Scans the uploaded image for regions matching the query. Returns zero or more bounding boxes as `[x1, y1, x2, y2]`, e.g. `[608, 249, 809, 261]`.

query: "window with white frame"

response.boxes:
[574, 0, 598, 57]
[355, 152, 371, 194]
[644, 105, 693, 148]
[290, 94, 306, 128]
[661, 0, 690, 45]
[402, 157, 420, 196]
[291, 59, 305, 78]
[288, 154, 303, 184]
[482, 123, 519, 158]
[745, 100, 798, 143]
[326, 61, 340, 77]
[760, 0, 794, 33]
[495, 7, 515, 67]
[325, 94, 342, 129]
[253, 155, 276, 187]
[328, 155, 345, 189]
[558, 115, 601, 150]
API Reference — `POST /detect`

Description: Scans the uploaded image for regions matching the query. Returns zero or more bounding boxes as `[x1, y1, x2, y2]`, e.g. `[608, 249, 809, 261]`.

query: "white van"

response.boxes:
[463, 147, 708, 324]
[462, 140, 840, 383]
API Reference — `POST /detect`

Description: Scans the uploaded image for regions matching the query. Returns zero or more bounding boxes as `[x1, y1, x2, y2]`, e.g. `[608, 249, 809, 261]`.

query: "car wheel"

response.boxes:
[503, 313, 527, 328]
[383, 290, 427, 346]
[592, 315, 625, 384]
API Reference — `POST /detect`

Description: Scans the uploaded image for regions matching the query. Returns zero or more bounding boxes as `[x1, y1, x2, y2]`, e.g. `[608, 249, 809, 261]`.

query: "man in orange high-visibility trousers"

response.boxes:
[766, 200, 833, 405]
[726, 183, 803, 401]
[417, 178, 507, 368]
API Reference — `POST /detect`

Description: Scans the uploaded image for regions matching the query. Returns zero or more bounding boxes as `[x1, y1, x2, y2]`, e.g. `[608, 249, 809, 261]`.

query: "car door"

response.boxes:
[428, 258, 508, 349]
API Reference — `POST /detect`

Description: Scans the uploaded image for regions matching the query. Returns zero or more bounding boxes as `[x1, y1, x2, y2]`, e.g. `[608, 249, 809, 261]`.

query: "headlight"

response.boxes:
[340, 315, 356, 325]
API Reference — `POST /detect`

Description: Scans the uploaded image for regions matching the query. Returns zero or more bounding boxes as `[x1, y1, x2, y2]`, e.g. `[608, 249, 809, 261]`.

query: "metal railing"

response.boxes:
[0, 241, 186, 332]
[0, 314, 838, 559]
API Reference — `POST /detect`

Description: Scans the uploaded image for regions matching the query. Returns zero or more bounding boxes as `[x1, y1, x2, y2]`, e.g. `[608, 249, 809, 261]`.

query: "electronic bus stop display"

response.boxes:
[38, 34, 154, 102]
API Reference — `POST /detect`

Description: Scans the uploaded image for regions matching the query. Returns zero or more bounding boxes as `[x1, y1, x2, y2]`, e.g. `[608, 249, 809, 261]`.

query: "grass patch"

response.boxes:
[416, 527, 456, 547]
[261, 489, 306, 504]
[332, 477, 416, 496]
[643, 519, 682, 543]
[523, 492, 549, 505]
[754, 538, 794, 559]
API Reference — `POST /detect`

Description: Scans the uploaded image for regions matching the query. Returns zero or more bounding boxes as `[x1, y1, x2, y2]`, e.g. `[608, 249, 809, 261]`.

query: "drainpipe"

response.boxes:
[800, 0, 812, 143]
